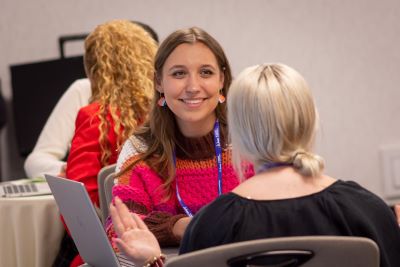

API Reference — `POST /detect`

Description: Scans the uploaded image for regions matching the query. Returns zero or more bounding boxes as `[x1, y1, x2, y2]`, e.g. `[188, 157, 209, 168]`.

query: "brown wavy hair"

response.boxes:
[121, 27, 232, 196]
[84, 20, 157, 166]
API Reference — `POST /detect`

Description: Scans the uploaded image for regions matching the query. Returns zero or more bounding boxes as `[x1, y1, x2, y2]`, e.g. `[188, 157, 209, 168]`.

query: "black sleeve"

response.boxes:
[340, 182, 400, 267]
[179, 195, 238, 254]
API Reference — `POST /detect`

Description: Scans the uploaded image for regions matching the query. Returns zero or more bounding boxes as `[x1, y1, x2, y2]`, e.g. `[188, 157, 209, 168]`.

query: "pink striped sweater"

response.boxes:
[106, 129, 254, 247]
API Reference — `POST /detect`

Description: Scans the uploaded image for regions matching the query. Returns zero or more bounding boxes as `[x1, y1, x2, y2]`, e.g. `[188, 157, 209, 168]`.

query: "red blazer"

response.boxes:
[66, 102, 119, 206]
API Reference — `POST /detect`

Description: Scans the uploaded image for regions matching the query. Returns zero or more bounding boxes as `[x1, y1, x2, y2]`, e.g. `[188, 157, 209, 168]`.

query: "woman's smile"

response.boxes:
[179, 97, 208, 107]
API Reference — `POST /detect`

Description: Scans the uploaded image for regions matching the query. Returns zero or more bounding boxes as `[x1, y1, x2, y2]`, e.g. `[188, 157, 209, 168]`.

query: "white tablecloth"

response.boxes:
[0, 195, 64, 267]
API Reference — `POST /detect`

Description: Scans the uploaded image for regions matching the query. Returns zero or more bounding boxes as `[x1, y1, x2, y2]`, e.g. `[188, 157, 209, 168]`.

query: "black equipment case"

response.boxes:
[10, 34, 88, 157]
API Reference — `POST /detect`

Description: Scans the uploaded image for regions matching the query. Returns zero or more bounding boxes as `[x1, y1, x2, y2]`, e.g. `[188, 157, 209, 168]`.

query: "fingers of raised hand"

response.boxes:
[114, 197, 137, 231]
[110, 202, 125, 237]
[132, 213, 149, 231]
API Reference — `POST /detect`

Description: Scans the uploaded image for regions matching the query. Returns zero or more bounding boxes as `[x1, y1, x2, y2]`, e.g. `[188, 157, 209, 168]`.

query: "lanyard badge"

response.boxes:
[175, 120, 223, 217]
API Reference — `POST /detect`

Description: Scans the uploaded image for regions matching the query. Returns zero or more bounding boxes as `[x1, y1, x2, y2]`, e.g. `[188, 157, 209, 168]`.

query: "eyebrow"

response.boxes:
[168, 64, 217, 71]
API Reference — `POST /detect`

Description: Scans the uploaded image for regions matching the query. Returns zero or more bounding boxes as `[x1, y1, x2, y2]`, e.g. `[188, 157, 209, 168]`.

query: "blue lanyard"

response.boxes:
[257, 162, 292, 174]
[175, 120, 223, 217]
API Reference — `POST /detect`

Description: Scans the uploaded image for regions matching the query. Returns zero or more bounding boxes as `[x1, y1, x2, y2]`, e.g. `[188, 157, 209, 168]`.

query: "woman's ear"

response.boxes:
[154, 74, 163, 93]
[219, 69, 225, 89]
[156, 86, 163, 93]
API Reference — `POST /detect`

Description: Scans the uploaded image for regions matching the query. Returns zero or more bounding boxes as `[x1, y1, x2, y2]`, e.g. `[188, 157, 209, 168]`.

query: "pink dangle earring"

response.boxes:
[157, 93, 166, 107]
[218, 89, 226, 104]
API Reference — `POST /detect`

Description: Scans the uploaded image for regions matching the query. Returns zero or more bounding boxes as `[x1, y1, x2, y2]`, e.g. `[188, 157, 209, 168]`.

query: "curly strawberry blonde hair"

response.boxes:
[84, 20, 157, 166]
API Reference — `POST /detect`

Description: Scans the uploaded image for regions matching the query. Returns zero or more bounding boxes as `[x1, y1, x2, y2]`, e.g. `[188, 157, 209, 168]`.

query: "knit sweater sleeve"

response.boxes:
[106, 137, 185, 248]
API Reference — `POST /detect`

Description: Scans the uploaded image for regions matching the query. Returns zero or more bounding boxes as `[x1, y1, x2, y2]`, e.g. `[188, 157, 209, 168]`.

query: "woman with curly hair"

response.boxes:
[66, 19, 157, 206]
[55, 19, 157, 267]
[24, 20, 158, 179]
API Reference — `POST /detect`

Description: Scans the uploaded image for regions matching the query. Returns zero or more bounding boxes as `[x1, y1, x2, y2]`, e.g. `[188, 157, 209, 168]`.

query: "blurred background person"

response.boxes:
[53, 19, 158, 267]
[24, 21, 158, 179]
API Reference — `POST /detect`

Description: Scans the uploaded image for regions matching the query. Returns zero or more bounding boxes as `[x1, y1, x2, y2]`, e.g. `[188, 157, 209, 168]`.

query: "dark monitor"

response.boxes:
[10, 56, 86, 157]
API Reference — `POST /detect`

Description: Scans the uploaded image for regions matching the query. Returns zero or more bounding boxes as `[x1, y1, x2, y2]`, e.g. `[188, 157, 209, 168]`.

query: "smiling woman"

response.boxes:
[158, 42, 224, 137]
[105, 27, 254, 249]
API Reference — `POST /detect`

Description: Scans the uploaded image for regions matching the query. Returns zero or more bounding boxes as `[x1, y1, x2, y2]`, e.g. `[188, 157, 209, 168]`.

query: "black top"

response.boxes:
[180, 180, 400, 267]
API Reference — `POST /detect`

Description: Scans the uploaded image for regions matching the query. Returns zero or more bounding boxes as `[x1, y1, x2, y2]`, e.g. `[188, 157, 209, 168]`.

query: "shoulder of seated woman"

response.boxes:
[127, 135, 148, 153]
[116, 135, 148, 172]
[232, 172, 336, 201]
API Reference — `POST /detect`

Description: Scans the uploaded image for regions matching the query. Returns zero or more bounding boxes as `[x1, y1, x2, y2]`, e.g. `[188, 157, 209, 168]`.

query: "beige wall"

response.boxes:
[1, 0, 400, 202]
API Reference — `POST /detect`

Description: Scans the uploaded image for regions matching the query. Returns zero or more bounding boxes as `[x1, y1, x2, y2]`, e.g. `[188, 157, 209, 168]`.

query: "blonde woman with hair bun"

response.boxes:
[109, 63, 400, 267]
[229, 63, 324, 180]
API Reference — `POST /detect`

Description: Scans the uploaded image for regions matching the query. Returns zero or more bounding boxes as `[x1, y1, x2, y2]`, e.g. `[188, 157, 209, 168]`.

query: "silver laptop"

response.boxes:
[0, 179, 52, 197]
[45, 174, 135, 267]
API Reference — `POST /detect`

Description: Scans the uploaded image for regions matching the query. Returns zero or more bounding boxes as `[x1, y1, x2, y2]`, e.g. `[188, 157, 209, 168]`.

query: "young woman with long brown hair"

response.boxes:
[106, 27, 254, 247]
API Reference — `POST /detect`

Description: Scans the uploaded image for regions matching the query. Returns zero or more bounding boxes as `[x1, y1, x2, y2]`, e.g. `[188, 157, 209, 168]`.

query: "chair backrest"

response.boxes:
[103, 172, 116, 221]
[165, 236, 379, 267]
[97, 164, 116, 225]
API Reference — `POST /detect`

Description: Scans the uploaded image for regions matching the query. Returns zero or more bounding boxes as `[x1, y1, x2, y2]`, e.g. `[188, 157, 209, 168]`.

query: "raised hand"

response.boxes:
[110, 197, 162, 266]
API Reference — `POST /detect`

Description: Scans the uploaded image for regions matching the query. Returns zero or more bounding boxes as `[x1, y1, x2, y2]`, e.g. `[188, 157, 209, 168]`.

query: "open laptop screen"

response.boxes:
[45, 174, 133, 267]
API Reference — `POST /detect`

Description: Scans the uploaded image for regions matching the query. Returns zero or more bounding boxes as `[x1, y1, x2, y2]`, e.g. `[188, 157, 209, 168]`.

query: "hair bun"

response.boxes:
[292, 150, 324, 177]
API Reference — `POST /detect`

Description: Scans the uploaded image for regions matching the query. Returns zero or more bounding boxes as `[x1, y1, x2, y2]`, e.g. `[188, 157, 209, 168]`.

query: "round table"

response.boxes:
[0, 195, 64, 267]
